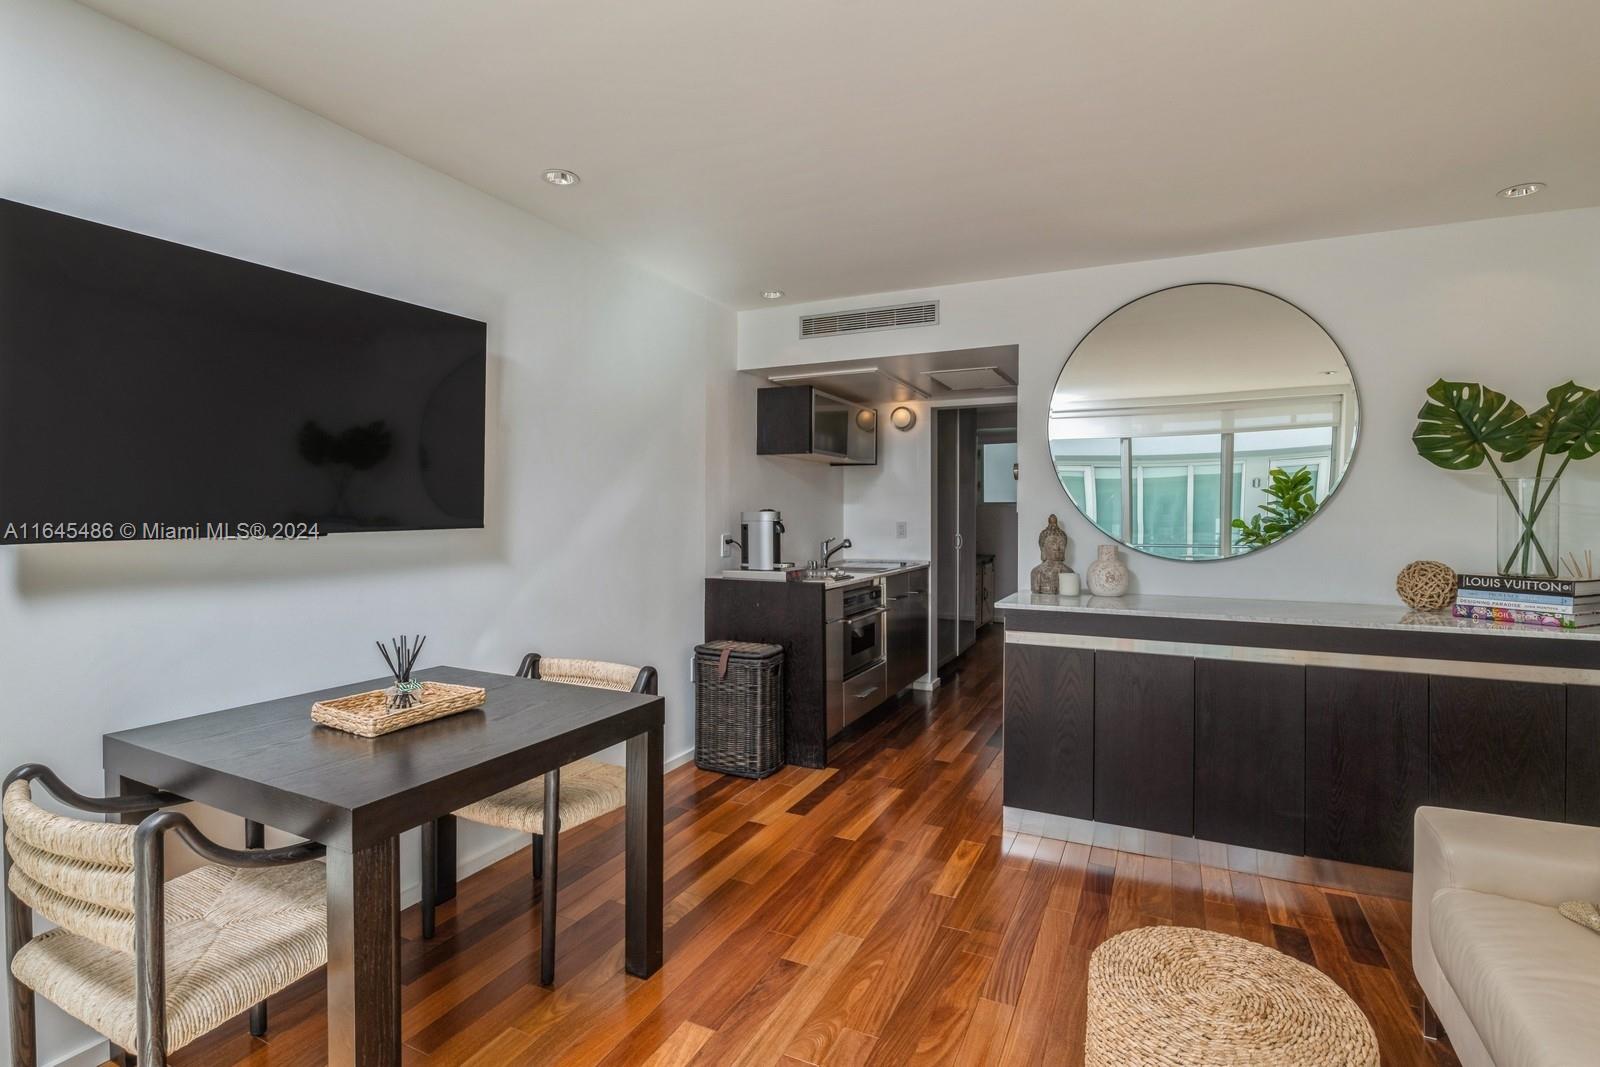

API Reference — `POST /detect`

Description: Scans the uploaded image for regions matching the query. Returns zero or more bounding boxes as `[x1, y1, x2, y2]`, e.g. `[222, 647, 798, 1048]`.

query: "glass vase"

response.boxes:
[1497, 477, 1559, 578]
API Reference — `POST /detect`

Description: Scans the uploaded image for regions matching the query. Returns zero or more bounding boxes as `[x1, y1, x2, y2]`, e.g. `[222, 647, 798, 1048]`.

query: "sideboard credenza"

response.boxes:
[998, 592, 1600, 879]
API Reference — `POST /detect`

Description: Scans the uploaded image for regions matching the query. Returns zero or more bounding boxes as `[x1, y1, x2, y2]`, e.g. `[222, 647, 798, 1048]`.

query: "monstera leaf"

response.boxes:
[1548, 387, 1600, 460]
[1413, 379, 1530, 470]
[1500, 381, 1591, 462]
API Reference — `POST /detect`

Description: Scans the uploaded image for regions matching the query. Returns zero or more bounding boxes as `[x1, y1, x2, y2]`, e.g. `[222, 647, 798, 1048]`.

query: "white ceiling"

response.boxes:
[80, 0, 1600, 309]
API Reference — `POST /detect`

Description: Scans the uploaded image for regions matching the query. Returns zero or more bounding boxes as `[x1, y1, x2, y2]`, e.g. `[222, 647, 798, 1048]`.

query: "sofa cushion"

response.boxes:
[1430, 888, 1600, 1067]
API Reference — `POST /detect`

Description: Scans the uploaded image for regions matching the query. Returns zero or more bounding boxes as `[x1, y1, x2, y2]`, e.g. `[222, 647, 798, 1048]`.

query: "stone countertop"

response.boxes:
[996, 591, 1600, 643]
[717, 559, 930, 590]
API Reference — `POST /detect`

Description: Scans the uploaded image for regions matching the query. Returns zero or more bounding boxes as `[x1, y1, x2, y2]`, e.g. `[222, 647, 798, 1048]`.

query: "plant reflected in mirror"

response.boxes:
[1233, 467, 1319, 548]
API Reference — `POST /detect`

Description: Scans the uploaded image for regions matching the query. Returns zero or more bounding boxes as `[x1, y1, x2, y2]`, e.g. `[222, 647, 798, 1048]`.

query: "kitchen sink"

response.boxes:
[836, 561, 909, 573]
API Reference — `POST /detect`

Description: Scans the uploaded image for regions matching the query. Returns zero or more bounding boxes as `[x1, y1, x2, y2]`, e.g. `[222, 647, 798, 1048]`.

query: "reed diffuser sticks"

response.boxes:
[1562, 550, 1596, 580]
[378, 634, 427, 709]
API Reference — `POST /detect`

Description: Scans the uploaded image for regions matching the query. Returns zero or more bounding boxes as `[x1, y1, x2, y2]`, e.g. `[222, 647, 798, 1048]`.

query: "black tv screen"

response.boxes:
[0, 199, 486, 544]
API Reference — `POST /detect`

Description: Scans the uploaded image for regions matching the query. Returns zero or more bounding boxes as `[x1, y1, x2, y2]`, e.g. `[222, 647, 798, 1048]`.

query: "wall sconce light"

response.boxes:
[856, 408, 877, 431]
[890, 406, 917, 431]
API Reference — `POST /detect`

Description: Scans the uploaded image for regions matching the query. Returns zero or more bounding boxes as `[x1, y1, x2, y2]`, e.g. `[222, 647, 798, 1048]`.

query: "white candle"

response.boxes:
[1057, 571, 1080, 596]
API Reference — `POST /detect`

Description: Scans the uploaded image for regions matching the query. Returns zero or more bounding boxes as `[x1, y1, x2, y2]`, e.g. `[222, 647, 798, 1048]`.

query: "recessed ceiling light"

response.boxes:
[761, 290, 784, 300]
[1497, 182, 1545, 199]
[542, 169, 581, 186]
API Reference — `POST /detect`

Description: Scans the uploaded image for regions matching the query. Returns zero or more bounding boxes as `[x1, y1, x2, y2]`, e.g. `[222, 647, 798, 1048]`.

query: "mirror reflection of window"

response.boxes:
[1049, 284, 1358, 562]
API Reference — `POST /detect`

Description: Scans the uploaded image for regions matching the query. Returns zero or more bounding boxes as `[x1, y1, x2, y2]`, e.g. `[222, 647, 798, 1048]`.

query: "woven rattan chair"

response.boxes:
[2, 765, 326, 1067]
[419, 652, 656, 985]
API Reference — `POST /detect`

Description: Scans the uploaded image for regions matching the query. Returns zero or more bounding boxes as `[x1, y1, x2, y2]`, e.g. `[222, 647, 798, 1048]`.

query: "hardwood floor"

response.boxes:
[163, 625, 1458, 1065]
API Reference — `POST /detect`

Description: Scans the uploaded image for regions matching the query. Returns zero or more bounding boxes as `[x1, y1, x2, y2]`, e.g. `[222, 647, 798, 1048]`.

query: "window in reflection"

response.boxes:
[1049, 284, 1358, 562]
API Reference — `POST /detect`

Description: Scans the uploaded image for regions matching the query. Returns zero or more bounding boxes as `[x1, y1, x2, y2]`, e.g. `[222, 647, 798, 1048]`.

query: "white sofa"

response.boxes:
[1412, 806, 1600, 1067]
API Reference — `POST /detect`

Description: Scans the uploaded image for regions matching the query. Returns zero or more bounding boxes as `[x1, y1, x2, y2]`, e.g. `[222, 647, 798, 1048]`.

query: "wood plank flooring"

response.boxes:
[163, 625, 1458, 1065]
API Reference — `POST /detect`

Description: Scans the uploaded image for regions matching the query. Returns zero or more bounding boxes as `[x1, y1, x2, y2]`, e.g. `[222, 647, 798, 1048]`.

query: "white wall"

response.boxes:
[706, 373, 843, 572]
[842, 400, 932, 562]
[742, 208, 1600, 603]
[0, 2, 743, 1061]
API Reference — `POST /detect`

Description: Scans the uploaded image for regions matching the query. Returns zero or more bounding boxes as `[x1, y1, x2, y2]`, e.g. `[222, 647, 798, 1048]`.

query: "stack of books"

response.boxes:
[1454, 573, 1600, 629]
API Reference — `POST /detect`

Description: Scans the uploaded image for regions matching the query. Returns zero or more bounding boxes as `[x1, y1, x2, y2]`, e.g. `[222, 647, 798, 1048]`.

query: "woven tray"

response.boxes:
[311, 681, 485, 737]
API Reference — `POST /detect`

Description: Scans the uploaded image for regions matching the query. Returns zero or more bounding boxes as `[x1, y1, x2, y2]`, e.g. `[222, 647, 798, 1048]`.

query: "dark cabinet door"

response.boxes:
[1305, 667, 1428, 871]
[1569, 686, 1600, 827]
[755, 385, 814, 455]
[1429, 676, 1565, 821]
[886, 570, 929, 695]
[1093, 651, 1194, 836]
[1195, 660, 1305, 855]
[1003, 643, 1093, 819]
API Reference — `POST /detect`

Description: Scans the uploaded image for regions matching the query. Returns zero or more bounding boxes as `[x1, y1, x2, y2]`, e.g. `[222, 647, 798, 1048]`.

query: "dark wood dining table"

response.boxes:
[102, 665, 664, 1067]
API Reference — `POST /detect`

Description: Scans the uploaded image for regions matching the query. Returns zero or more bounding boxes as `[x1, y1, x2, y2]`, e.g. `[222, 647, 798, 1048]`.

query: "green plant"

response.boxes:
[1232, 466, 1319, 549]
[1412, 378, 1600, 575]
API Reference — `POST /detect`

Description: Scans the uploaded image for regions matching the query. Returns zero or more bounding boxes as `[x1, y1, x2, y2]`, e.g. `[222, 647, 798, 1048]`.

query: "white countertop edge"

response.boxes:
[996, 591, 1600, 642]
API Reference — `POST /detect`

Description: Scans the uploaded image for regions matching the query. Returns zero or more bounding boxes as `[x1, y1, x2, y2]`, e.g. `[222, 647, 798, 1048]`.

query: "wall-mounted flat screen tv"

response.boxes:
[0, 199, 486, 544]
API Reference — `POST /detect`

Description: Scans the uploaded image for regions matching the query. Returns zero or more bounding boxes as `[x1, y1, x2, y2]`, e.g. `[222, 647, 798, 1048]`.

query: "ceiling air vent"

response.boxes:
[800, 300, 938, 339]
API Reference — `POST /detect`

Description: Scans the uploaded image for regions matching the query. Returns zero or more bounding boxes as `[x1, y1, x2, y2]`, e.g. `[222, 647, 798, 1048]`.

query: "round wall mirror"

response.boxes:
[1049, 283, 1358, 561]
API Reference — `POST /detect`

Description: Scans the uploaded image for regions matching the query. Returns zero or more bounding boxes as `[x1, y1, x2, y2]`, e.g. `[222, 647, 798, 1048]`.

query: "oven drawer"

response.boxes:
[841, 661, 888, 728]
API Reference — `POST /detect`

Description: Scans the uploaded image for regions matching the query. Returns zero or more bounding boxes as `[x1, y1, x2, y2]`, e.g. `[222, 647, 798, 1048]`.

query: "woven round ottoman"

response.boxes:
[1087, 926, 1378, 1066]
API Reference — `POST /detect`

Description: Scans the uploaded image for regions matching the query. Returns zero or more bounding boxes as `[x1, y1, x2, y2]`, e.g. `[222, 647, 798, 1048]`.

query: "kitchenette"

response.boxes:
[707, 508, 930, 767]
[704, 366, 1015, 768]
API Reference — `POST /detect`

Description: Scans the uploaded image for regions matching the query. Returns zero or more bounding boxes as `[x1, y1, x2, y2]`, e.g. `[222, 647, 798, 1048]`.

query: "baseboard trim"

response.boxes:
[1003, 806, 1411, 900]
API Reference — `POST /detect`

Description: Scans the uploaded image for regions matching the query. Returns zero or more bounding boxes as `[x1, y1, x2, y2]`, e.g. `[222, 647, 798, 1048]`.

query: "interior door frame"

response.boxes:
[929, 396, 1019, 674]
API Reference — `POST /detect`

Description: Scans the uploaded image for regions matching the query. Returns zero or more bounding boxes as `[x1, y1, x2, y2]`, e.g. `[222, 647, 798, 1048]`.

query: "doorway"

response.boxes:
[933, 404, 1017, 668]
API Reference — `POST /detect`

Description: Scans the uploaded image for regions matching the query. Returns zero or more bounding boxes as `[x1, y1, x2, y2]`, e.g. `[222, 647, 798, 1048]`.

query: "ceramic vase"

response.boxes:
[1085, 544, 1129, 597]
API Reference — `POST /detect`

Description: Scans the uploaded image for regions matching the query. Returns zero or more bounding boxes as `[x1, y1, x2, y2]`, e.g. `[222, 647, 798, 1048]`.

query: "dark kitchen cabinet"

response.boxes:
[1093, 651, 1194, 836]
[705, 578, 830, 767]
[1430, 676, 1566, 822]
[1305, 667, 1429, 871]
[756, 385, 876, 465]
[886, 567, 930, 695]
[1003, 643, 1093, 819]
[1195, 659, 1305, 855]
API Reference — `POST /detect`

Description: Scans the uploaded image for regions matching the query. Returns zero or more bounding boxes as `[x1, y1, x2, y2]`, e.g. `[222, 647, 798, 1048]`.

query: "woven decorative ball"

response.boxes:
[1395, 560, 1457, 611]
[1087, 926, 1378, 1067]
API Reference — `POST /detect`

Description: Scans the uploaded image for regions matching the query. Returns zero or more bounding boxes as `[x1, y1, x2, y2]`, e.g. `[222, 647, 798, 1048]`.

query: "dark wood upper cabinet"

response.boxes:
[1569, 686, 1600, 827]
[1093, 651, 1194, 837]
[1305, 667, 1428, 871]
[756, 385, 876, 465]
[1003, 643, 1093, 819]
[1195, 659, 1306, 855]
[1429, 676, 1566, 822]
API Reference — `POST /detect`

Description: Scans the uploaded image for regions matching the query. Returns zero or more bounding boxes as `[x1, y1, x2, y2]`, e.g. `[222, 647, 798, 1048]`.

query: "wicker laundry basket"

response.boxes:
[694, 640, 784, 778]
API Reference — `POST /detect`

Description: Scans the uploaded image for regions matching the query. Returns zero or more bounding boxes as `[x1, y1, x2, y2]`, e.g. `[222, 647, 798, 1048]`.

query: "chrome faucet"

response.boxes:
[821, 537, 852, 567]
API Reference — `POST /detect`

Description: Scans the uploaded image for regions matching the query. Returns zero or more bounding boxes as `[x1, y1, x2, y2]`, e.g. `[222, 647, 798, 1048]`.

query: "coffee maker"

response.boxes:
[736, 509, 786, 570]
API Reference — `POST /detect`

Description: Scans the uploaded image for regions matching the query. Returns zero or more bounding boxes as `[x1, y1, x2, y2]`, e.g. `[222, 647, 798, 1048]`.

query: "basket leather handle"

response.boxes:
[717, 647, 732, 679]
